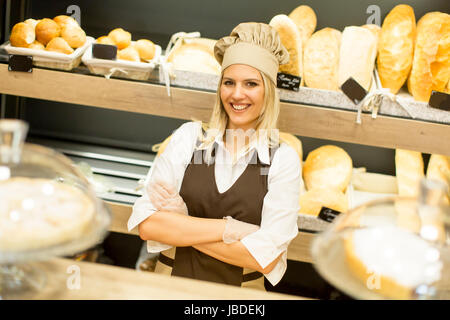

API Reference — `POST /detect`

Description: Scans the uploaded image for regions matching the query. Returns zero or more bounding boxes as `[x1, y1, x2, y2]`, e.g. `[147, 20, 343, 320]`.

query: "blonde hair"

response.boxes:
[196, 70, 281, 163]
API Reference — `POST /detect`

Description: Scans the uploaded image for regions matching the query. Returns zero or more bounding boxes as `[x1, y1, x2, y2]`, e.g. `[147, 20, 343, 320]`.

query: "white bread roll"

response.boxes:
[135, 39, 156, 61]
[395, 149, 424, 197]
[269, 14, 303, 79]
[303, 145, 353, 192]
[118, 46, 140, 62]
[299, 187, 348, 216]
[35, 18, 61, 45]
[288, 5, 317, 48]
[53, 15, 79, 28]
[61, 24, 86, 48]
[24, 18, 39, 30]
[338, 26, 377, 91]
[108, 28, 132, 50]
[45, 37, 74, 54]
[377, 5, 416, 94]
[408, 12, 450, 102]
[27, 40, 45, 50]
[9, 22, 35, 47]
[96, 36, 116, 45]
[303, 28, 341, 91]
[426, 154, 450, 205]
[167, 42, 221, 75]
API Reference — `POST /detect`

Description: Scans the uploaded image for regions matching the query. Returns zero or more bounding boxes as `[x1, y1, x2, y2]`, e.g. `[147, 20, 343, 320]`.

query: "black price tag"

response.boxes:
[318, 206, 342, 223]
[92, 43, 117, 60]
[429, 90, 450, 111]
[8, 55, 33, 72]
[276, 72, 301, 92]
[340, 77, 368, 105]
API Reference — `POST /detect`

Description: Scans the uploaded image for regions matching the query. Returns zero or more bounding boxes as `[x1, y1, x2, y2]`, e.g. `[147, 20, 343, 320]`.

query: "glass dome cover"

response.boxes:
[0, 119, 111, 264]
[311, 179, 450, 300]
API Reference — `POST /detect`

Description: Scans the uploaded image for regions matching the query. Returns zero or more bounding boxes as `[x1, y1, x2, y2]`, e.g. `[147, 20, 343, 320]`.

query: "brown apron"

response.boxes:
[154, 141, 277, 290]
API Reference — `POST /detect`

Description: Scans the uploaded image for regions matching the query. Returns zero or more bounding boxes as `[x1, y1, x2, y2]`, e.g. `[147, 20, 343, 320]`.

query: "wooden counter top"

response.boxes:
[29, 258, 304, 300]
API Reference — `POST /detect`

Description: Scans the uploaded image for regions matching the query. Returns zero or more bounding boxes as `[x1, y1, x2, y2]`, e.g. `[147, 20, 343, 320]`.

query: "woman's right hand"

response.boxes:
[147, 181, 188, 215]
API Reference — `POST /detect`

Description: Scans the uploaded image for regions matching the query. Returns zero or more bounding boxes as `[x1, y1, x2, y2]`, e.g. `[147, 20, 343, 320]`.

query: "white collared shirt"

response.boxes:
[128, 121, 303, 286]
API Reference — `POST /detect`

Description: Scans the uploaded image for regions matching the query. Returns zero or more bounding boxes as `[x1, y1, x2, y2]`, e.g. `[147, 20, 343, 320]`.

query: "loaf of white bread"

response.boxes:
[395, 149, 424, 197]
[426, 154, 450, 205]
[166, 38, 221, 75]
[303, 28, 341, 91]
[345, 226, 443, 300]
[288, 5, 317, 48]
[299, 187, 348, 216]
[338, 26, 378, 91]
[377, 5, 416, 94]
[408, 12, 450, 102]
[269, 14, 303, 79]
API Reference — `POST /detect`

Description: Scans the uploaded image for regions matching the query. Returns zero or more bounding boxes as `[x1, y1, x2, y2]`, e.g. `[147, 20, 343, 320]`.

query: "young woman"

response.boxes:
[128, 22, 303, 290]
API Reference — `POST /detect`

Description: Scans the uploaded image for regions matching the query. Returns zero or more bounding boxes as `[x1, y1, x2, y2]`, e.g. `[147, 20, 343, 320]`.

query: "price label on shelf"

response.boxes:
[276, 72, 301, 92]
[428, 90, 450, 111]
[8, 55, 33, 72]
[92, 44, 117, 60]
[340, 77, 368, 105]
[318, 207, 342, 222]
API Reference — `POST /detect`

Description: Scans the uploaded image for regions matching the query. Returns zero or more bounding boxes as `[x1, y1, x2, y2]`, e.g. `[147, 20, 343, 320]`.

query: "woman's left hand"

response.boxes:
[147, 181, 188, 215]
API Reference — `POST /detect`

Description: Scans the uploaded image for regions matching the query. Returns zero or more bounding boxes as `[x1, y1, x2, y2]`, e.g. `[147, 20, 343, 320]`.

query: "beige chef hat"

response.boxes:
[214, 22, 289, 84]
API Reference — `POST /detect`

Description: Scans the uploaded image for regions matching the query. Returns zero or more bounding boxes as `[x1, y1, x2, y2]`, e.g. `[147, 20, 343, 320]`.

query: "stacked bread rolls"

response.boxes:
[96, 28, 156, 63]
[9, 15, 86, 54]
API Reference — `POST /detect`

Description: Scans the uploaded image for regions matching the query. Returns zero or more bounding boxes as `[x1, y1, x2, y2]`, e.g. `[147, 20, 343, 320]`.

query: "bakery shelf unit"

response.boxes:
[0, 62, 449, 264]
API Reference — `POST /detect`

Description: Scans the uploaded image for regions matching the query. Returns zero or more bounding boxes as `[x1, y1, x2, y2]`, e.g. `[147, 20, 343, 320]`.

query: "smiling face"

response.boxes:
[220, 64, 265, 131]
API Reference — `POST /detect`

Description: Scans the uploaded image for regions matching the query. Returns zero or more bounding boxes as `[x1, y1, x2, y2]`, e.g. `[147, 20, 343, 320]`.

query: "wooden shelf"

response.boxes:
[0, 64, 449, 155]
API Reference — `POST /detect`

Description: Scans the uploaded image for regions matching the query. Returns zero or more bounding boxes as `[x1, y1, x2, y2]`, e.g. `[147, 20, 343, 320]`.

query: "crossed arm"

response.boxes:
[138, 210, 281, 274]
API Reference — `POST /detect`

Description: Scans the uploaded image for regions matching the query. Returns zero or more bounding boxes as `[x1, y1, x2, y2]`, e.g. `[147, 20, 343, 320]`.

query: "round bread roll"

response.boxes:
[288, 5, 317, 48]
[303, 145, 353, 192]
[269, 14, 303, 79]
[408, 12, 450, 102]
[24, 18, 39, 30]
[45, 37, 74, 54]
[299, 187, 348, 216]
[377, 4, 416, 94]
[96, 36, 116, 45]
[118, 46, 140, 62]
[167, 42, 221, 75]
[135, 39, 156, 60]
[10, 22, 35, 47]
[304, 28, 341, 91]
[35, 18, 61, 45]
[53, 15, 79, 28]
[61, 24, 86, 48]
[27, 40, 45, 50]
[108, 28, 132, 50]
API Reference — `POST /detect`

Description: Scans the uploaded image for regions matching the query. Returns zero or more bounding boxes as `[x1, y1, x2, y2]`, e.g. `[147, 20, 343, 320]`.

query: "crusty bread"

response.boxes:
[426, 154, 450, 205]
[167, 42, 221, 75]
[9, 22, 35, 47]
[45, 37, 74, 54]
[338, 26, 377, 91]
[408, 12, 450, 101]
[96, 36, 116, 45]
[269, 14, 303, 79]
[288, 5, 317, 48]
[135, 39, 156, 61]
[60, 24, 86, 48]
[303, 28, 341, 91]
[303, 145, 353, 192]
[53, 15, 79, 28]
[118, 46, 140, 62]
[24, 18, 39, 30]
[377, 5, 416, 94]
[108, 28, 132, 50]
[395, 149, 424, 197]
[299, 187, 348, 216]
[27, 40, 45, 50]
[35, 18, 61, 45]
[361, 24, 381, 51]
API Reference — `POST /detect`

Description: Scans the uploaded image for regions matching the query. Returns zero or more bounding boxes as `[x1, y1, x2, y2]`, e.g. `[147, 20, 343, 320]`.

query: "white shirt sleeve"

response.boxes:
[240, 143, 302, 286]
[127, 121, 201, 252]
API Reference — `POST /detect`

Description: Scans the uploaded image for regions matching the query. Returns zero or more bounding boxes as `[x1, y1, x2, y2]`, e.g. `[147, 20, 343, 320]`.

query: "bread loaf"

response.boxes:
[361, 24, 381, 50]
[299, 187, 348, 216]
[269, 14, 303, 78]
[338, 26, 377, 91]
[395, 149, 424, 197]
[9, 22, 35, 47]
[288, 5, 317, 48]
[408, 12, 450, 101]
[35, 18, 61, 45]
[167, 42, 221, 75]
[279, 132, 303, 163]
[108, 28, 131, 50]
[45, 37, 74, 54]
[426, 154, 450, 205]
[61, 24, 86, 48]
[377, 5, 416, 94]
[303, 145, 353, 192]
[303, 28, 341, 91]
